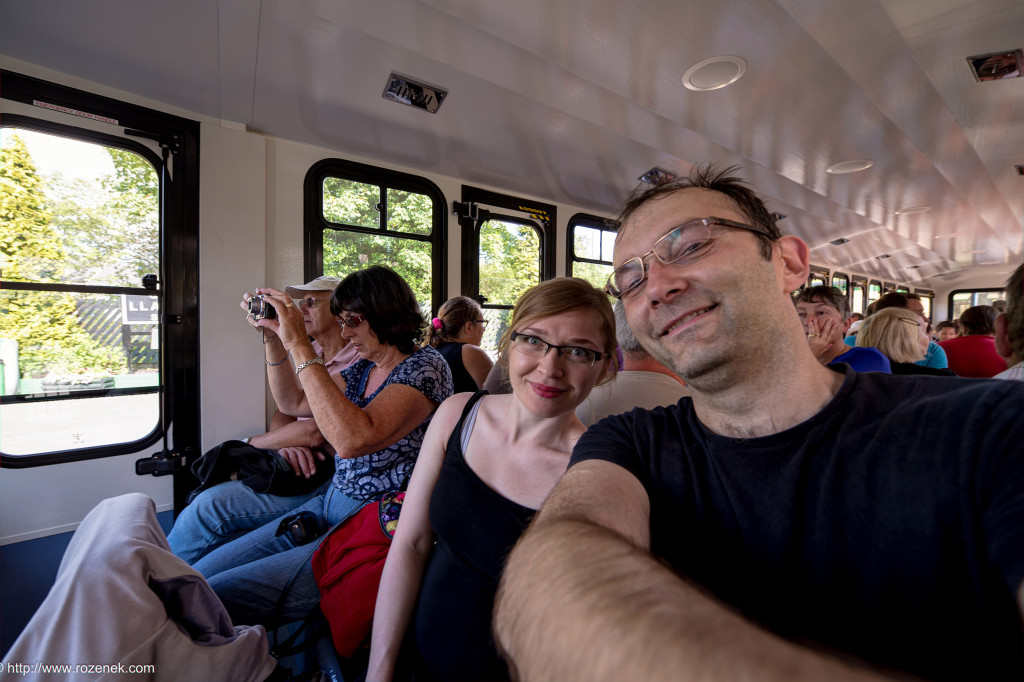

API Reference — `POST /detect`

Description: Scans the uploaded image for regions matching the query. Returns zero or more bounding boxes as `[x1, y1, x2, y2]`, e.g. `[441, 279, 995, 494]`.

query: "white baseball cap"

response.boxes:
[285, 276, 342, 299]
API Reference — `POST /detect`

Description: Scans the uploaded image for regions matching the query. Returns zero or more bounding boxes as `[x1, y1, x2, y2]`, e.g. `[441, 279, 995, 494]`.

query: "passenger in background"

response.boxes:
[939, 305, 1006, 378]
[188, 266, 453, 625]
[794, 286, 890, 373]
[576, 300, 687, 426]
[993, 264, 1023, 380]
[992, 299, 1007, 313]
[367, 278, 616, 682]
[427, 295, 494, 393]
[933, 320, 958, 342]
[168, 276, 358, 565]
[856, 308, 955, 376]
[870, 292, 949, 369]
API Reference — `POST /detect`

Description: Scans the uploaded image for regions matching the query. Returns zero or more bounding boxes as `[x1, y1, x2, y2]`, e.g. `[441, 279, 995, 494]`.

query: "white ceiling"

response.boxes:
[2, 0, 1022, 288]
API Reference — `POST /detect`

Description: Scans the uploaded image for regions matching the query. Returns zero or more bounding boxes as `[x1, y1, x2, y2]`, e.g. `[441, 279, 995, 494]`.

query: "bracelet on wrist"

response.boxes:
[295, 356, 325, 375]
[265, 353, 289, 366]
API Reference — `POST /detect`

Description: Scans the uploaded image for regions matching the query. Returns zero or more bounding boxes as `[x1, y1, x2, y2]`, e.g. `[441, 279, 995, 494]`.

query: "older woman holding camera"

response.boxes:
[856, 308, 955, 376]
[367, 278, 617, 682]
[192, 266, 453, 626]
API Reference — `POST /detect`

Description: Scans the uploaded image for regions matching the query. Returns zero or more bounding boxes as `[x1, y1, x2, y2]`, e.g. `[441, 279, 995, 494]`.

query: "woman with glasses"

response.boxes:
[367, 278, 616, 682]
[856, 308, 956, 376]
[427, 295, 494, 393]
[187, 266, 453, 626]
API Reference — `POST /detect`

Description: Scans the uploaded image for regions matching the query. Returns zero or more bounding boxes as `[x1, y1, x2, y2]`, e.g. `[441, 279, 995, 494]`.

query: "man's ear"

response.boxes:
[994, 312, 1013, 360]
[775, 235, 810, 294]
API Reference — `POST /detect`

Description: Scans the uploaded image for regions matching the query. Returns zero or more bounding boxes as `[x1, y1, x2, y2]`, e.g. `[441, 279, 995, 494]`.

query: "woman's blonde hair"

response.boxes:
[497, 278, 617, 386]
[856, 307, 924, 363]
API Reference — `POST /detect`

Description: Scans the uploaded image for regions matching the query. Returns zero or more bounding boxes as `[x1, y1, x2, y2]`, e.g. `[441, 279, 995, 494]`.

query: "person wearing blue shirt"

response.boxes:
[795, 286, 891, 373]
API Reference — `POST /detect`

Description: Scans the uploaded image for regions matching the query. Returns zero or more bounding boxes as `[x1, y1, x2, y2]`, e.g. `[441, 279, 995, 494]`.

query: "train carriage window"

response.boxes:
[1, 126, 163, 458]
[868, 281, 882, 306]
[567, 213, 617, 292]
[456, 187, 556, 357]
[307, 159, 445, 314]
[948, 288, 1005, 321]
[830, 273, 849, 296]
[850, 277, 867, 314]
[915, 289, 934, 321]
[808, 267, 829, 288]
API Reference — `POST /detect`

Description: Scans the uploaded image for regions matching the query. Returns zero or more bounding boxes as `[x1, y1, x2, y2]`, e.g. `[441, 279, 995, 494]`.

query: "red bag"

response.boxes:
[311, 492, 404, 657]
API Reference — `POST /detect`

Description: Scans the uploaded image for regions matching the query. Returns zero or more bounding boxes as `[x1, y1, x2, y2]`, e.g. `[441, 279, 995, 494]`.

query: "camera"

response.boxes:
[275, 511, 324, 545]
[247, 294, 276, 320]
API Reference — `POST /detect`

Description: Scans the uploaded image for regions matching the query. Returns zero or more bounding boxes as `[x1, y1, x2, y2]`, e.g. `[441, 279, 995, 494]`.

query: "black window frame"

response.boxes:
[850, 276, 868, 314]
[456, 185, 556, 302]
[947, 288, 1006, 320]
[566, 212, 618, 280]
[807, 266, 830, 288]
[303, 158, 446, 314]
[0, 72, 200, 474]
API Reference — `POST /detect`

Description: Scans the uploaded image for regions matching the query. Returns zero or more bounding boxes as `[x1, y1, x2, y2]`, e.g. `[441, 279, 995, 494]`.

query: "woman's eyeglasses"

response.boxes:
[510, 332, 606, 367]
[339, 313, 366, 328]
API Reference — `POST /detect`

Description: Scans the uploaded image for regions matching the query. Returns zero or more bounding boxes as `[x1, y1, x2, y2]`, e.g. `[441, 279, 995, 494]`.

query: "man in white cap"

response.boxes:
[168, 275, 358, 565]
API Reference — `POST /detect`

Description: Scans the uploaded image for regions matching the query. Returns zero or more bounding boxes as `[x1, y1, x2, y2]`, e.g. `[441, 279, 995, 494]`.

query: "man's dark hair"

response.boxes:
[874, 292, 908, 312]
[792, 285, 848, 319]
[331, 265, 426, 354]
[958, 305, 998, 337]
[616, 164, 782, 260]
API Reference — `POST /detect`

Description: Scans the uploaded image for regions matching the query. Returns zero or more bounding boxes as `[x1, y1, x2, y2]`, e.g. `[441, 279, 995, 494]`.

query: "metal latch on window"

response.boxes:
[161, 314, 182, 324]
[135, 447, 192, 477]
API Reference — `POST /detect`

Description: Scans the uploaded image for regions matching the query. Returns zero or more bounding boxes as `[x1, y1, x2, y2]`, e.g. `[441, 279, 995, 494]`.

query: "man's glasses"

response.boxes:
[296, 296, 326, 308]
[475, 319, 488, 327]
[605, 216, 773, 299]
[339, 313, 365, 328]
[510, 332, 606, 367]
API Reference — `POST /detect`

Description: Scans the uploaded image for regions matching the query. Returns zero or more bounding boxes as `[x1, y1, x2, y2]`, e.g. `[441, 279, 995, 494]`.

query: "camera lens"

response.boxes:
[247, 294, 277, 320]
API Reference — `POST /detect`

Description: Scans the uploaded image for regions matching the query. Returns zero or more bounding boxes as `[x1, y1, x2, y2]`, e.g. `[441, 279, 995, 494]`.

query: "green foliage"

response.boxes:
[322, 179, 434, 309]
[0, 134, 129, 378]
[571, 261, 614, 293]
[479, 220, 540, 306]
[0, 135, 62, 281]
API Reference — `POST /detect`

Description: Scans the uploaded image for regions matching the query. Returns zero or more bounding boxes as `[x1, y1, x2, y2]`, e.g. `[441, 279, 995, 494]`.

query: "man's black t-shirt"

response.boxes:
[571, 368, 1023, 681]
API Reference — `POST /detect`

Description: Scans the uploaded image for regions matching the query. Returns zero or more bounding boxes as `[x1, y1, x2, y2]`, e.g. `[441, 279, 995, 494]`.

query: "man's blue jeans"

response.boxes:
[168, 480, 330, 565]
[168, 481, 364, 625]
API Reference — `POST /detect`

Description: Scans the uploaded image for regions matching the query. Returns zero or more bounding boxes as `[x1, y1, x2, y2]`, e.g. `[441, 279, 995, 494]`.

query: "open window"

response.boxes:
[808, 266, 830, 288]
[456, 187, 555, 357]
[850, 276, 867, 314]
[567, 213, 617, 292]
[0, 73, 199, 470]
[304, 159, 446, 314]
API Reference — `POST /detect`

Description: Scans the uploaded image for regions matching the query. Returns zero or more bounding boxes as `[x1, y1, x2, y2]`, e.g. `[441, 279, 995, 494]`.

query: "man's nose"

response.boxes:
[644, 256, 688, 304]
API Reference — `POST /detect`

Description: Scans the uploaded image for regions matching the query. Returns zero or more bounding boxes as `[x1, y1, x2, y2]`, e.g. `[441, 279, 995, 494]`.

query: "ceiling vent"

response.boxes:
[382, 73, 447, 114]
[1016, 164, 1024, 176]
[638, 168, 675, 184]
[876, 254, 891, 260]
[830, 238, 850, 246]
[967, 49, 1022, 82]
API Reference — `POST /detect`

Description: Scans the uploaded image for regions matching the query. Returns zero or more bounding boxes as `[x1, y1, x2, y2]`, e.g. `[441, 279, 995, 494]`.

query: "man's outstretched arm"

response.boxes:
[493, 459, 890, 682]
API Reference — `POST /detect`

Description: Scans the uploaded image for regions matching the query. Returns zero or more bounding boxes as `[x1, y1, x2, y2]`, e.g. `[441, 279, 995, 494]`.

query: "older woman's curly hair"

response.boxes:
[331, 266, 426, 354]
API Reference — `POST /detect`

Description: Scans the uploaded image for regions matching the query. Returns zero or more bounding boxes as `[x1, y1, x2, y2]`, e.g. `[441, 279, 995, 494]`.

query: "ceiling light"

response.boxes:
[683, 56, 747, 91]
[966, 49, 1022, 82]
[934, 233, 960, 239]
[826, 160, 874, 174]
[830, 238, 850, 246]
[894, 206, 931, 215]
[638, 168, 674, 184]
[381, 73, 447, 114]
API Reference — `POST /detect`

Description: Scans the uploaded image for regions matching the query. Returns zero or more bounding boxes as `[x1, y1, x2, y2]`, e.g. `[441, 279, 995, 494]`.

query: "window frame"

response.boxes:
[946, 288, 1006, 321]
[303, 158, 447, 314]
[807, 266, 830, 289]
[566, 212, 618, 284]
[0, 72, 200, 472]
[850, 276, 868, 314]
